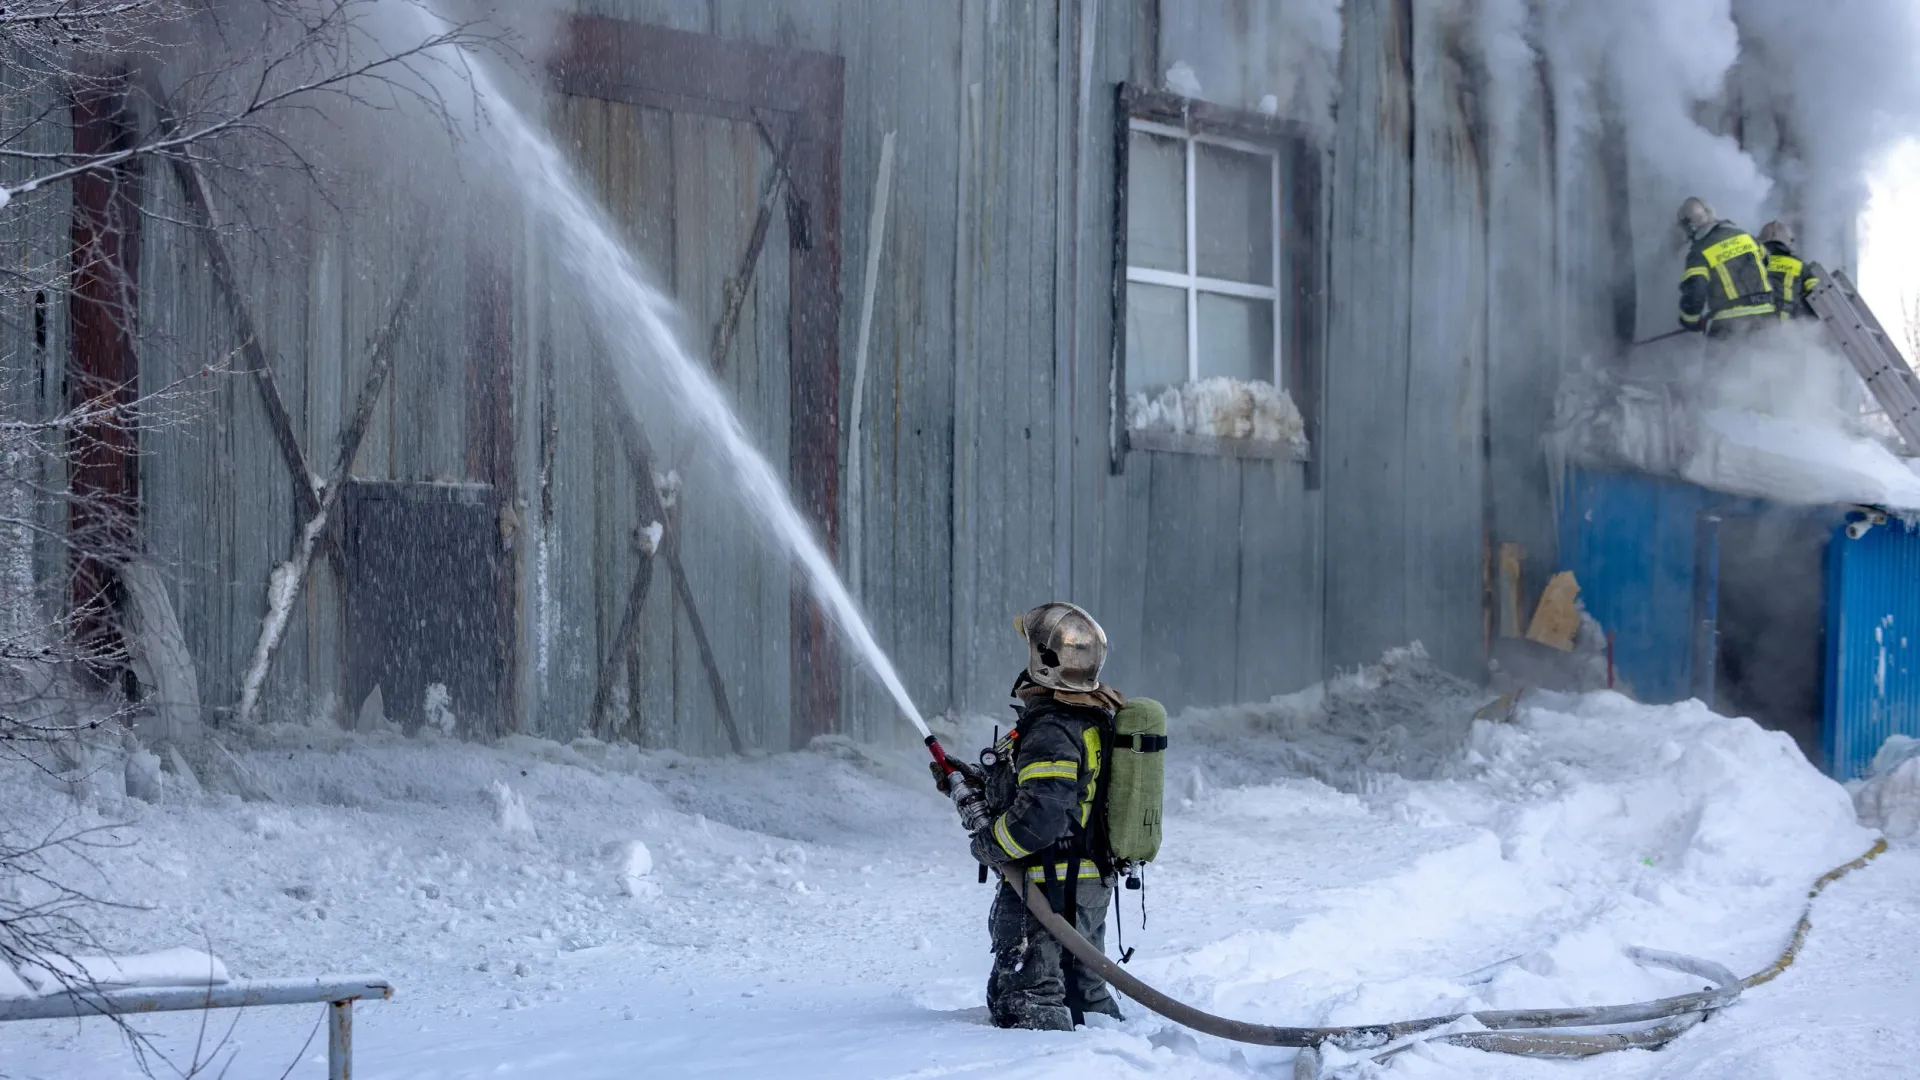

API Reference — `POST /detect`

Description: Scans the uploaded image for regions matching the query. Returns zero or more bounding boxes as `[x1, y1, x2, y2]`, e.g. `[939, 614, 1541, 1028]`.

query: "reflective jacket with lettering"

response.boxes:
[1680, 221, 1775, 332]
[1764, 240, 1819, 320]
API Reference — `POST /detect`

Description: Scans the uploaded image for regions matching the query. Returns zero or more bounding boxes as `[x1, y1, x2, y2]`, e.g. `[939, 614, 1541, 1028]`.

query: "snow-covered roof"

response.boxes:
[1682, 409, 1920, 512]
[1548, 340, 1920, 513]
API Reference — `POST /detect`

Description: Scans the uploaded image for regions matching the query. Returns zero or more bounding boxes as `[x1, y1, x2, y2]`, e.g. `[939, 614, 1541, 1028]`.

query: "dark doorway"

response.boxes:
[344, 481, 508, 735]
[1715, 511, 1832, 766]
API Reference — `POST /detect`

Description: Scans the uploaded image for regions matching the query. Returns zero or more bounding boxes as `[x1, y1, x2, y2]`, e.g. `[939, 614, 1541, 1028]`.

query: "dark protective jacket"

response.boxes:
[978, 674, 1118, 885]
[1765, 240, 1820, 320]
[1680, 221, 1775, 333]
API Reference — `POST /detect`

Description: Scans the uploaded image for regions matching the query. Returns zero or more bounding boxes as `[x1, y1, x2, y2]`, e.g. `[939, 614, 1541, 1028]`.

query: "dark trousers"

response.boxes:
[986, 877, 1122, 1030]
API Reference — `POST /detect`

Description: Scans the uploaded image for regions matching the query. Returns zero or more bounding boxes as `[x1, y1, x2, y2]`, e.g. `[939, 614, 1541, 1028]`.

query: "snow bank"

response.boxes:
[1855, 734, 1920, 842]
[0, 650, 1897, 1078]
[1153, 658, 1877, 1042]
[1127, 377, 1308, 452]
[0, 962, 33, 997]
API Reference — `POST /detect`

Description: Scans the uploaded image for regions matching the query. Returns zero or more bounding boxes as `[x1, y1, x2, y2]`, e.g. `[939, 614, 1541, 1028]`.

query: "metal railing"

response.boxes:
[0, 975, 392, 1080]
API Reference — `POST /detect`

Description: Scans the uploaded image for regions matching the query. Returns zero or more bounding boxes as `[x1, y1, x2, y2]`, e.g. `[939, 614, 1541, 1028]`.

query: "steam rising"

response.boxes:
[1471, 0, 1920, 264]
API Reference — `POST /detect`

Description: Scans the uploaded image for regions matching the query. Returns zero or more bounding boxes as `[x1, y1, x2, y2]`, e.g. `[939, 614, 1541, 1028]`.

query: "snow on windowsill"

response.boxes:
[1126, 377, 1310, 461]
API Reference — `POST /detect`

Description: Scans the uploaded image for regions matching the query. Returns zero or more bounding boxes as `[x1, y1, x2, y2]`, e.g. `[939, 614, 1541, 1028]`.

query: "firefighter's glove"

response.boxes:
[929, 759, 985, 795]
[969, 828, 1017, 872]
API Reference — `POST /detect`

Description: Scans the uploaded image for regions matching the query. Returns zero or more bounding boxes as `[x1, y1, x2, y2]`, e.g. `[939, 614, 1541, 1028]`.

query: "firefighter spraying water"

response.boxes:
[927, 602, 1167, 1030]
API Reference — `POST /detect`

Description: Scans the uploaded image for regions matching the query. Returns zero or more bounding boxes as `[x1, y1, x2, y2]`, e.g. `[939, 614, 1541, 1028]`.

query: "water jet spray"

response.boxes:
[402, 4, 936, 745]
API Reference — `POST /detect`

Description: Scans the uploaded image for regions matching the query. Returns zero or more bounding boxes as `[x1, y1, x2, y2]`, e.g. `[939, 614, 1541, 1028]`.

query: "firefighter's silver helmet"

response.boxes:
[1678, 196, 1716, 239]
[1759, 219, 1795, 248]
[1015, 602, 1108, 693]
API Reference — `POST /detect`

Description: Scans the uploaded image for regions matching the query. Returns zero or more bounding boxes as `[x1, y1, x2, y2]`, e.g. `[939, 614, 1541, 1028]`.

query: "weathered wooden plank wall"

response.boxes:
[1483, 32, 1564, 617]
[1324, 0, 1415, 672]
[2, 0, 1664, 751]
[948, 0, 1067, 718]
[1404, 3, 1489, 679]
[833, 0, 961, 736]
[0, 55, 74, 625]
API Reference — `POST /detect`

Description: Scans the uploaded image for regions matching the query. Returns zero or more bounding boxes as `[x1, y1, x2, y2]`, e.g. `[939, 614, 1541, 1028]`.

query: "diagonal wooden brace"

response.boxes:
[708, 117, 795, 375]
[165, 151, 326, 527]
[590, 123, 789, 748]
[232, 255, 427, 725]
[590, 398, 743, 755]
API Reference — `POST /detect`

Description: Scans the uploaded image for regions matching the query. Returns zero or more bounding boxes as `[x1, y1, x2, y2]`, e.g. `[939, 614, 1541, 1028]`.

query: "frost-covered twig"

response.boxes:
[0, 2, 499, 210]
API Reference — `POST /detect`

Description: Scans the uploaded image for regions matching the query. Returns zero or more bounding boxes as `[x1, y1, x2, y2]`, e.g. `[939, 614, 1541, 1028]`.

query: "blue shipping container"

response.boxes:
[1824, 515, 1920, 781]
[1556, 468, 1714, 704]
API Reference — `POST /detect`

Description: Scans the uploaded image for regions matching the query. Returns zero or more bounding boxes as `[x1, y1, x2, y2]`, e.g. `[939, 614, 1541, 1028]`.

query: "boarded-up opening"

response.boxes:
[343, 481, 506, 735]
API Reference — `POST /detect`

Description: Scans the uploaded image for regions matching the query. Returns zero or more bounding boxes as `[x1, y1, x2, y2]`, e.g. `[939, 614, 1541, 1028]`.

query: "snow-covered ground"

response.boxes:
[3, 650, 1918, 1078]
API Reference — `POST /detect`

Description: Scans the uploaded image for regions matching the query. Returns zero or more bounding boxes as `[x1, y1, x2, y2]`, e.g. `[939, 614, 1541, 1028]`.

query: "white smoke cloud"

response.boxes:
[1416, 0, 1918, 346]
[1731, 0, 1920, 261]
[1469, 0, 1919, 260]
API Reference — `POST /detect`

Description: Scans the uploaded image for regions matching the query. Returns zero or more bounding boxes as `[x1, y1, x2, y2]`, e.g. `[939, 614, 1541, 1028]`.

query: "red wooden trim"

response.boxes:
[552, 18, 843, 120]
[553, 17, 846, 748]
[67, 72, 144, 666]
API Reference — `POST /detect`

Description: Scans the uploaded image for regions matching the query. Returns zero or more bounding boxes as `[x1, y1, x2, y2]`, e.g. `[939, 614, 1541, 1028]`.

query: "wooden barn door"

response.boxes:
[548, 20, 843, 751]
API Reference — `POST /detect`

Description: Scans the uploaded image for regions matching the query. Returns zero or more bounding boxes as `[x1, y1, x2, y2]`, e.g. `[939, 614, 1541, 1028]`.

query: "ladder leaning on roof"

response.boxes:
[1805, 263, 1920, 453]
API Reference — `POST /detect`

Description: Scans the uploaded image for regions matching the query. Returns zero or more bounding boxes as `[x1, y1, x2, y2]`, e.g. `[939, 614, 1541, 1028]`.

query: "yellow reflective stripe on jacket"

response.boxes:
[1017, 759, 1079, 784]
[1680, 309, 1704, 326]
[1079, 726, 1102, 827]
[1026, 861, 1106, 883]
[1703, 232, 1765, 299]
[1681, 265, 1710, 283]
[1768, 254, 1806, 304]
[1716, 302, 1776, 321]
[992, 814, 1031, 859]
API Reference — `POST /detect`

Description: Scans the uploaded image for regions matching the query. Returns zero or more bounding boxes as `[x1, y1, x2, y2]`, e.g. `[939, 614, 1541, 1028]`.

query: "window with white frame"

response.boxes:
[1123, 119, 1282, 397]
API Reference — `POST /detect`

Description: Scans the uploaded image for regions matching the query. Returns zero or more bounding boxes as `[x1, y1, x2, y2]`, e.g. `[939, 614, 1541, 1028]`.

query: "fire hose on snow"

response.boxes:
[989, 837, 1886, 1075]
[925, 728, 1888, 1070]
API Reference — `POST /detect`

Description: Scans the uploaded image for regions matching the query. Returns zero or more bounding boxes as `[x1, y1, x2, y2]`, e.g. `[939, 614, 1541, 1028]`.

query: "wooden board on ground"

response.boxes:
[1497, 542, 1525, 639]
[1526, 570, 1581, 652]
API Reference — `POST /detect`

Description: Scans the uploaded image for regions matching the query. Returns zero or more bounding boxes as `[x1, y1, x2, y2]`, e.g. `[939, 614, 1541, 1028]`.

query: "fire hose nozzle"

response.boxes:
[950, 781, 990, 832]
[928, 735, 990, 832]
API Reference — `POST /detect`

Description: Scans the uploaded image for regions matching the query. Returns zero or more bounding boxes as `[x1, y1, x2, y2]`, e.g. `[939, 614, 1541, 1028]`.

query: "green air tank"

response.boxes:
[1105, 698, 1167, 866]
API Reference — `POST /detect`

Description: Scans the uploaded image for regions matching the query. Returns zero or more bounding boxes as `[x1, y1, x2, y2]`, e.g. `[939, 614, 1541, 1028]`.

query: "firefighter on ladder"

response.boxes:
[1759, 220, 1820, 321]
[1677, 196, 1777, 339]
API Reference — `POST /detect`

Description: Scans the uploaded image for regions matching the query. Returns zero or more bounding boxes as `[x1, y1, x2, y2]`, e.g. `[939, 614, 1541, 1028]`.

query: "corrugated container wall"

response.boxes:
[1825, 519, 1920, 781]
